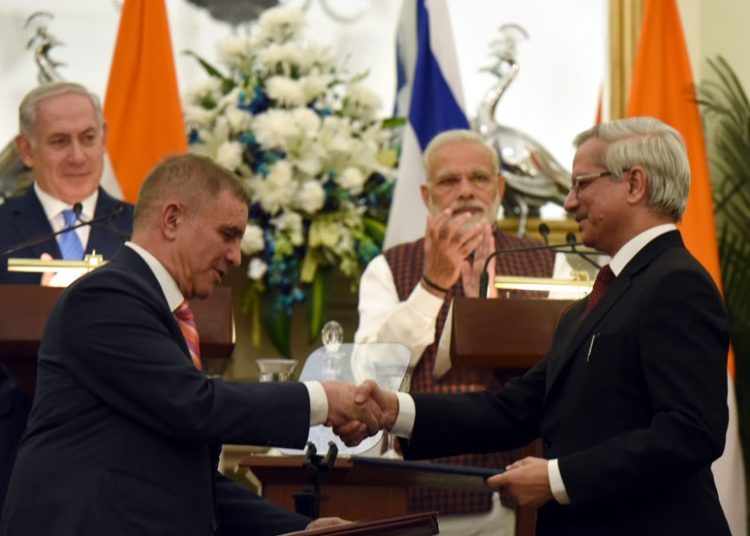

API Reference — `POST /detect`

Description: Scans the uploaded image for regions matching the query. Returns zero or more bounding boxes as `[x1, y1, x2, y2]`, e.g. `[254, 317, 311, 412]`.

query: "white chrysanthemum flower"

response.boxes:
[272, 211, 304, 246]
[253, 109, 297, 150]
[224, 107, 252, 133]
[216, 35, 256, 69]
[240, 224, 265, 255]
[183, 104, 216, 128]
[247, 258, 268, 280]
[337, 167, 366, 195]
[251, 160, 296, 214]
[290, 107, 321, 136]
[184, 78, 223, 103]
[296, 180, 326, 214]
[300, 73, 333, 102]
[307, 44, 336, 70]
[344, 83, 381, 121]
[216, 140, 244, 170]
[258, 6, 305, 44]
[266, 76, 307, 108]
[257, 43, 309, 76]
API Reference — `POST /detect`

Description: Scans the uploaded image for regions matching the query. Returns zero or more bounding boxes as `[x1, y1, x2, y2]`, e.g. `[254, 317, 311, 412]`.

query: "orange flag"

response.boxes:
[104, 0, 187, 203]
[626, 2, 746, 533]
[626, 0, 721, 292]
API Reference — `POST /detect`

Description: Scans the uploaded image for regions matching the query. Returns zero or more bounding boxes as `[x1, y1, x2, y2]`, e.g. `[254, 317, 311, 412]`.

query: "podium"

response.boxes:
[450, 296, 572, 374]
[450, 296, 574, 536]
[0, 285, 235, 393]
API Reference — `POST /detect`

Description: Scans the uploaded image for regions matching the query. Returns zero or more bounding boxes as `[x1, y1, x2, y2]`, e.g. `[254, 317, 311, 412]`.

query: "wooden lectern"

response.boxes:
[450, 296, 572, 373]
[0, 285, 235, 393]
[450, 296, 573, 536]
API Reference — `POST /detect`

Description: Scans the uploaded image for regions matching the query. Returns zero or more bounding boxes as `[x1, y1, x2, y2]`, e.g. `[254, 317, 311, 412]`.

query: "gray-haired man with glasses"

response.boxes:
[354, 117, 731, 536]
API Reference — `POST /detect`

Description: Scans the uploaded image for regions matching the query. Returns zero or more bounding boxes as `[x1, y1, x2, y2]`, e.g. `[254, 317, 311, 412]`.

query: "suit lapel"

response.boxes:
[109, 247, 194, 366]
[547, 231, 684, 390]
[8, 189, 62, 258]
[86, 188, 124, 256]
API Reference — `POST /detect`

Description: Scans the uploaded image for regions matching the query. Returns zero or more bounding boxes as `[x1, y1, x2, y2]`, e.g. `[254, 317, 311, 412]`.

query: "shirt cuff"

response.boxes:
[548, 459, 571, 504]
[408, 282, 446, 317]
[390, 392, 416, 439]
[305, 381, 328, 426]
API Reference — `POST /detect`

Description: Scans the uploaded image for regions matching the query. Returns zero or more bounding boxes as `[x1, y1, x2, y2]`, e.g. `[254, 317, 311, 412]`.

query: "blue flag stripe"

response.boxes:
[408, 0, 468, 151]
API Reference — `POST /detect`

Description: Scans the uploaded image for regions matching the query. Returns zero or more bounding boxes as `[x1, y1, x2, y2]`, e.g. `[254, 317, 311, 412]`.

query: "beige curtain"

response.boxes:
[608, 0, 644, 120]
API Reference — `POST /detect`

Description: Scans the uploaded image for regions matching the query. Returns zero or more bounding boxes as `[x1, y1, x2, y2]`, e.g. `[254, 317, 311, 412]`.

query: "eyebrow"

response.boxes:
[221, 225, 245, 238]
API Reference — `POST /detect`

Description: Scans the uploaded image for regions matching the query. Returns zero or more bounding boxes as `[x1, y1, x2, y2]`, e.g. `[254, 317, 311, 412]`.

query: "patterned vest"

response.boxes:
[384, 229, 554, 515]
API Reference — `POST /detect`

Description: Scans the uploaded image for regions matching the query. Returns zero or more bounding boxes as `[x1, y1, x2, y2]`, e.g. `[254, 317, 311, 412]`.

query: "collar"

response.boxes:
[124, 242, 185, 312]
[34, 182, 98, 224]
[609, 223, 677, 276]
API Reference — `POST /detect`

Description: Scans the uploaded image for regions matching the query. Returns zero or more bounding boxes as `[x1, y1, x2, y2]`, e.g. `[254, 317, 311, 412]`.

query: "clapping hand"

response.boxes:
[460, 220, 497, 298]
[422, 209, 484, 294]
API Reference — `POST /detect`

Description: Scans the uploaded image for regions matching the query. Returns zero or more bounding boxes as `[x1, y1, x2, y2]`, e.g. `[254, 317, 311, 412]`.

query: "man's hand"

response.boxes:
[329, 380, 400, 446]
[305, 517, 350, 530]
[460, 220, 497, 298]
[321, 381, 381, 446]
[422, 209, 483, 294]
[486, 457, 553, 508]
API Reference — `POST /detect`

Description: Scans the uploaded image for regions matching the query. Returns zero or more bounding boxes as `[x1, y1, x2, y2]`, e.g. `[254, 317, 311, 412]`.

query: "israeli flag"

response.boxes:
[384, 0, 469, 249]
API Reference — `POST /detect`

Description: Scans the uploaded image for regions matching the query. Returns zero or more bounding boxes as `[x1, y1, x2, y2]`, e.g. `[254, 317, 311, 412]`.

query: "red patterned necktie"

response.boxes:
[584, 264, 615, 316]
[174, 300, 202, 371]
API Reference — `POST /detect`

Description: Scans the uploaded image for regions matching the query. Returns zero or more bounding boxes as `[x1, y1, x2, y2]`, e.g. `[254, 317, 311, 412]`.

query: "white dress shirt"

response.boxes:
[34, 183, 98, 251]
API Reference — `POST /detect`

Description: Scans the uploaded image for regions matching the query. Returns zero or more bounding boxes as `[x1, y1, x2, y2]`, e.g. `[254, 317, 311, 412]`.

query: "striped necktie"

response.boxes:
[58, 208, 85, 260]
[583, 264, 615, 316]
[174, 300, 202, 371]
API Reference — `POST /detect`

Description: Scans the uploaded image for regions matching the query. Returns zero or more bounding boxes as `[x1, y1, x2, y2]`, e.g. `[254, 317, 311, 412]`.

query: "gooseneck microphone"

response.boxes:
[73, 202, 131, 241]
[0, 203, 128, 258]
[477, 223, 603, 298]
[565, 232, 602, 270]
[538, 222, 551, 245]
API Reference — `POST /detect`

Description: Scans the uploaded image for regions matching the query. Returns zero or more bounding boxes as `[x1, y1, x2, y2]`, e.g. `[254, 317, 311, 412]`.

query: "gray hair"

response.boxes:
[18, 81, 104, 141]
[423, 129, 500, 179]
[574, 117, 690, 221]
[134, 153, 251, 229]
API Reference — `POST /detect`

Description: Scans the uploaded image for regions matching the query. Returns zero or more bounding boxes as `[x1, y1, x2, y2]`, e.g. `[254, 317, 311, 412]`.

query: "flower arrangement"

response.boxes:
[183, 6, 399, 357]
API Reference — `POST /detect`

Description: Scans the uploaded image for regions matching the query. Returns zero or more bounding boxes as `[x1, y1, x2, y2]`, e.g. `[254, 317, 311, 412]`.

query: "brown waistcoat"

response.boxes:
[384, 229, 554, 515]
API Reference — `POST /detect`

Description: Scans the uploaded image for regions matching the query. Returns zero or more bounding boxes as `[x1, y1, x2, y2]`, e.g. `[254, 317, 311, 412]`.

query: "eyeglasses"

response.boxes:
[568, 171, 613, 196]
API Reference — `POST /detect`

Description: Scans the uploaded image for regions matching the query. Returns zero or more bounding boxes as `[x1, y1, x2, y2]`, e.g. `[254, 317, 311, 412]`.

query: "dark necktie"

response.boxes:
[174, 300, 202, 371]
[584, 264, 615, 316]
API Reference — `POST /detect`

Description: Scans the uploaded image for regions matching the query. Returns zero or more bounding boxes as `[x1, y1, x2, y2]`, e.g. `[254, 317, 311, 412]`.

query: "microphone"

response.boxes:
[477, 234, 602, 298]
[565, 232, 602, 270]
[538, 222, 551, 245]
[0, 203, 128, 258]
[74, 202, 130, 241]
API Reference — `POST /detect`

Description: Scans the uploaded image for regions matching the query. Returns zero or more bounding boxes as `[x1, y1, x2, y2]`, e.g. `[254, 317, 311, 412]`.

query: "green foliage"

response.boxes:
[699, 54, 750, 506]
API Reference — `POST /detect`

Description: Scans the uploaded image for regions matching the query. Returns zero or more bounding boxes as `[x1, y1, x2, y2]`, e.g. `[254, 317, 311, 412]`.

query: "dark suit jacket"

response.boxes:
[0, 186, 134, 284]
[402, 231, 731, 535]
[0, 246, 312, 535]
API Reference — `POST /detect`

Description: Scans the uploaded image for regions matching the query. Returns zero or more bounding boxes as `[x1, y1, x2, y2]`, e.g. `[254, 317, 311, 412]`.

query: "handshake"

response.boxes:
[321, 380, 399, 446]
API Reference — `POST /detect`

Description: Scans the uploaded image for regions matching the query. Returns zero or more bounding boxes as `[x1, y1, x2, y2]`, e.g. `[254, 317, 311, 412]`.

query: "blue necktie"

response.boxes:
[58, 209, 85, 260]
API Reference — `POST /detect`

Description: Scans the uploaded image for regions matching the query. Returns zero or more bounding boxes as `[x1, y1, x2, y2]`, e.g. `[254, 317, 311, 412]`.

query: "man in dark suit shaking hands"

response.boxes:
[354, 117, 732, 535]
[0, 154, 380, 535]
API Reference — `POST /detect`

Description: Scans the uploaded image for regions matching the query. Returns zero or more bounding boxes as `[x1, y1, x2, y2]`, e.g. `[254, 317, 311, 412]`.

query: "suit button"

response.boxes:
[543, 440, 551, 449]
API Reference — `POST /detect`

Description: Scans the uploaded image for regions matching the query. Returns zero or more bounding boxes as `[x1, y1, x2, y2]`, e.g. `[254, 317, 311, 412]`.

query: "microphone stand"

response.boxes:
[293, 441, 338, 519]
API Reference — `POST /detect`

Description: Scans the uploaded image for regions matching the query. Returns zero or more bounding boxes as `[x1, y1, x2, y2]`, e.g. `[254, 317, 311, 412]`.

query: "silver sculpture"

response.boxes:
[473, 24, 570, 236]
[0, 12, 66, 202]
